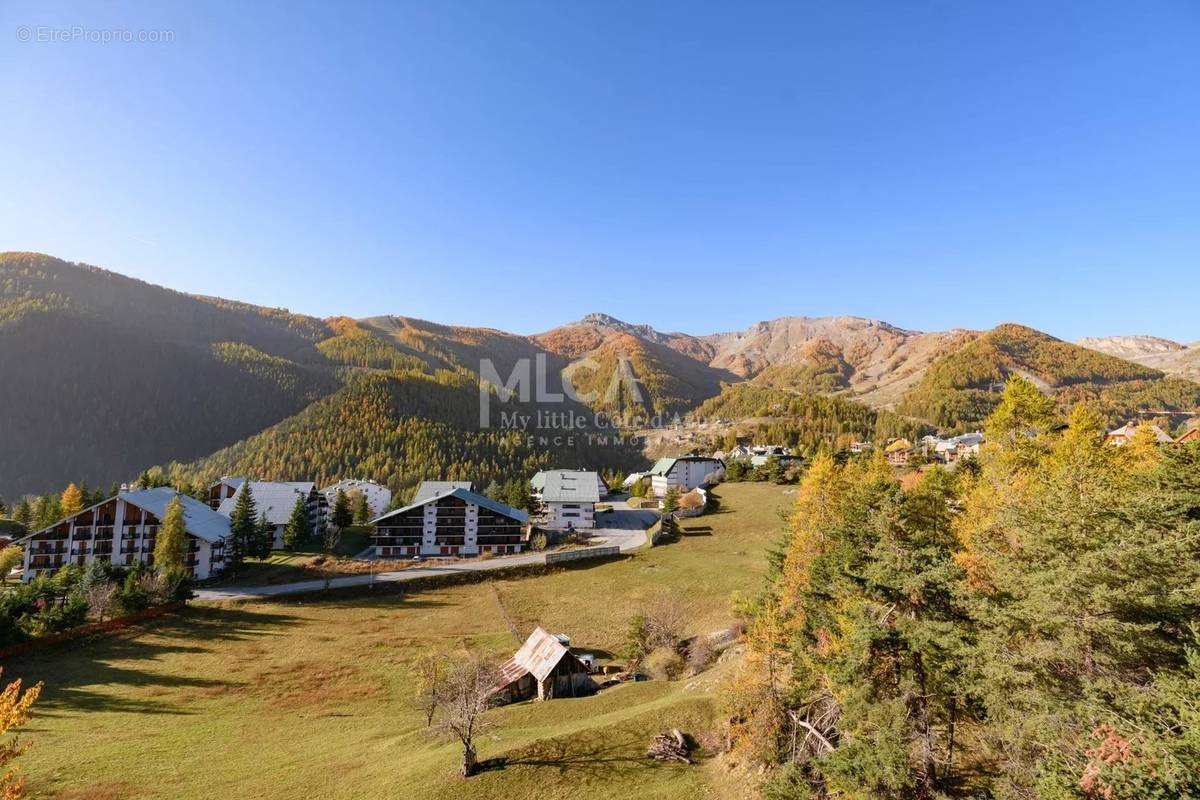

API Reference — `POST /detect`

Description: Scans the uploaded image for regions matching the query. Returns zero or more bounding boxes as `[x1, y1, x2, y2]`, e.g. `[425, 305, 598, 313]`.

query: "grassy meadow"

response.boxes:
[5, 483, 792, 800]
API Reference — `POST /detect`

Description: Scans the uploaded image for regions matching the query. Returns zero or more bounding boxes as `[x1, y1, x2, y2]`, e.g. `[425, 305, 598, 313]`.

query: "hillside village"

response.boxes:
[8, 414, 1198, 588]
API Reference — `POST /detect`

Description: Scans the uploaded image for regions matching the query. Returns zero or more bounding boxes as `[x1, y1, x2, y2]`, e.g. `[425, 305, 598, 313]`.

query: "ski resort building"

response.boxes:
[17, 487, 230, 582]
[370, 486, 528, 558]
[533, 470, 601, 531]
[648, 456, 725, 497]
[217, 481, 325, 549]
[321, 478, 392, 518]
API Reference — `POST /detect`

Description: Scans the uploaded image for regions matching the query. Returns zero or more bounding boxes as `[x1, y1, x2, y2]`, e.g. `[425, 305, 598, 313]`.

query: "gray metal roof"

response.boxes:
[217, 481, 314, 526]
[122, 488, 231, 543]
[372, 487, 528, 525]
[538, 470, 601, 503]
[412, 480, 474, 503]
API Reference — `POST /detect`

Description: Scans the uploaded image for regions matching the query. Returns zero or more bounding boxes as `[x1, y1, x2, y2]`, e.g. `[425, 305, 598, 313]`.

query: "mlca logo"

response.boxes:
[478, 354, 644, 428]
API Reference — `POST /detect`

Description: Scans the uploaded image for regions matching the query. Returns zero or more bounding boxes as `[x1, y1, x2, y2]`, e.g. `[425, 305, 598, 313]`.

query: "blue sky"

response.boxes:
[2, 1, 1198, 340]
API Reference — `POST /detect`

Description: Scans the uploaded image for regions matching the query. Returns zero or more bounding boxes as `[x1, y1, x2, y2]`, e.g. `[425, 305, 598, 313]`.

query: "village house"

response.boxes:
[370, 486, 528, 558]
[1104, 421, 1174, 446]
[491, 627, 597, 704]
[16, 487, 230, 582]
[532, 470, 600, 531]
[924, 431, 985, 463]
[648, 456, 725, 497]
[321, 478, 392, 518]
[849, 441, 873, 453]
[217, 481, 325, 549]
[884, 438, 914, 466]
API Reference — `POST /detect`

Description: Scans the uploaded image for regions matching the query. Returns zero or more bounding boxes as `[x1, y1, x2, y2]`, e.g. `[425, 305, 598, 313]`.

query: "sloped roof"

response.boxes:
[648, 457, 677, 476]
[372, 487, 528, 525]
[18, 488, 231, 545]
[539, 471, 600, 503]
[1107, 423, 1174, 443]
[217, 481, 314, 526]
[123, 488, 232, 543]
[494, 627, 584, 691]
[412, 480, 474, 503]
[885, 438, 913, 452]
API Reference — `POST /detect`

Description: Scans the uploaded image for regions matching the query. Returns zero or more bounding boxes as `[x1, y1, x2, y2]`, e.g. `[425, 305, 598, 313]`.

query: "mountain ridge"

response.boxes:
[3, 251, 1198, 497]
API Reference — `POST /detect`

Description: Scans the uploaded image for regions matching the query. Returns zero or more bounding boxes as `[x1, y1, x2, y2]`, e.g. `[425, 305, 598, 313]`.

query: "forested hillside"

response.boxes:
[897, 323, 1173, 430]
[4, 254, 1197, 501]
[691, 383, 927, 450]
[0, 253, 336, 497]
[164, 316, 643, 498]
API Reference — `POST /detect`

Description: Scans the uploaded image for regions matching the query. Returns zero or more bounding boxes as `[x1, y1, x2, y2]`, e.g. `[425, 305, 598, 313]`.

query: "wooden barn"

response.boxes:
[491, 627, 596, 704]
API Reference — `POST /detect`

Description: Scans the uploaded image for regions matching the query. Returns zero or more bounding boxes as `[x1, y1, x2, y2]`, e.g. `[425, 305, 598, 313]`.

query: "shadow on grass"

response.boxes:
[679, 526, 713, 537]
[479, 731, 691, 777]
[5, 605, 302, 717]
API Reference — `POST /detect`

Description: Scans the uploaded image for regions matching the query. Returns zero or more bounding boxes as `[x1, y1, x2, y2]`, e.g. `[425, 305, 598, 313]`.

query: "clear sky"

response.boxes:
[2, 2, 1198, 341]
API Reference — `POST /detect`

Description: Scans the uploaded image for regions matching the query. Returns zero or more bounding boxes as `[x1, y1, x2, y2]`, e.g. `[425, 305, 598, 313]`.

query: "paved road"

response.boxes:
[193, 498, 657, 602]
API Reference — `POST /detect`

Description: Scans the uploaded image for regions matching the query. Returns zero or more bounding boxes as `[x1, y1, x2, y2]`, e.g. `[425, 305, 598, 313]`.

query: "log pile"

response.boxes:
[647, 729, 691, 764]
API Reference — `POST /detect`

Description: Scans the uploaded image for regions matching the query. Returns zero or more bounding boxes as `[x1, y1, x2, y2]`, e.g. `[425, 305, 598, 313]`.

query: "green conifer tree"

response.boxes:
[283, 495, 311, 550]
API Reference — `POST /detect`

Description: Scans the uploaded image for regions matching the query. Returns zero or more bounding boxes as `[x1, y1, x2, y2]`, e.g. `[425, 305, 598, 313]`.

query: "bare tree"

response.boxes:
[428, 653, 502, 777]
[85, 581, 118, 622]
[644, 591, 688, 650]
[414, 653, 444, 728]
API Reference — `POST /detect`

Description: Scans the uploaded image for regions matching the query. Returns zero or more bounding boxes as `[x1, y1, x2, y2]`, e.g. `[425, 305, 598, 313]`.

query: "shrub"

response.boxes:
[687, 637, 715, 674]
[644, 646, 685, 681]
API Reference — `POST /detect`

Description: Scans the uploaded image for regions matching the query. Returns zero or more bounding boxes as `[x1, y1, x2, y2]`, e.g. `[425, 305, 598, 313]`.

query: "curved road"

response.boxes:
[193, 498, 657, 602]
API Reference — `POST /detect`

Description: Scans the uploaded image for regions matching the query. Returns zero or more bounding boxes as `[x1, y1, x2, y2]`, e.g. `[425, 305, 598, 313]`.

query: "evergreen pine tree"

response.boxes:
[228, 485, 258, 566]
[253, 512, 274, 558]
[331, 489, 352, 531]
[283, 495, 311, 550]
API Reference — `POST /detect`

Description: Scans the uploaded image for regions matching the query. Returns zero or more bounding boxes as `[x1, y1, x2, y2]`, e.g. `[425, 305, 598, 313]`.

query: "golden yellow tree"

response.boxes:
[59, 484, 84, 517]
[777, 450, 845, 619]
[0, 669, 41, 800]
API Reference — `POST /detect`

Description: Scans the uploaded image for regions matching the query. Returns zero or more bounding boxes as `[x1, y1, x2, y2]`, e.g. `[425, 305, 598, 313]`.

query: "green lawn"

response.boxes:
[6, 483, 791, 800]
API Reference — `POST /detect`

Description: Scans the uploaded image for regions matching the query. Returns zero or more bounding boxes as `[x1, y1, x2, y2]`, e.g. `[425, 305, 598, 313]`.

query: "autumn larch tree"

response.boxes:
[0, 668, 41, 799]
[152, 495, 187, 574]
[59, 483, 84, 517]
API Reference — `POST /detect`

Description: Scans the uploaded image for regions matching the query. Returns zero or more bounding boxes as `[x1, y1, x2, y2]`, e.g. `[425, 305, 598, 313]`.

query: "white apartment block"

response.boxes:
[534, 470, 600, 531]
[649, 456, 726, 497]
[17, 488, 230, 582]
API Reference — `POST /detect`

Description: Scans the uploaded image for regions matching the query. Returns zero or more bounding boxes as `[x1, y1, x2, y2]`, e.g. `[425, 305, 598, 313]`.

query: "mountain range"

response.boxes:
[2, 251, 1198, 498]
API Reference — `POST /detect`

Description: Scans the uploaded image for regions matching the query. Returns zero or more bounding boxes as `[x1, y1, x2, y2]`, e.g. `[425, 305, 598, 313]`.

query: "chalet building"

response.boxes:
[884, 438, 914, 466]
[370, 487, 528, 558]
[648, 456, 725, 497]
[217, 481, 325, 549]
[321, 478, 392, 518]
[532, 469, 607, 500]
[412, 480, 474, 503]
[207, 476, 245, 509]
[1104, 422, 1174, 446]
[849, 441, 873, 453]
[534, 470, 600, 531]
[491, 627, 596, 704]
[1177, 426, 1200, 444]
[924, 431, 984, 463]
[16, 488, 230, 582]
